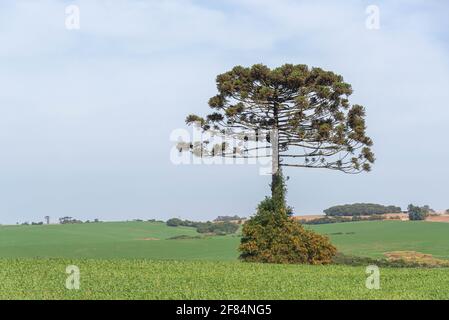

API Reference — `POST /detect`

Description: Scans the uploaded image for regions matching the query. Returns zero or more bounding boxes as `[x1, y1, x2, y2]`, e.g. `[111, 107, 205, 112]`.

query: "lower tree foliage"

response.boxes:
[239, 171, 336, 264]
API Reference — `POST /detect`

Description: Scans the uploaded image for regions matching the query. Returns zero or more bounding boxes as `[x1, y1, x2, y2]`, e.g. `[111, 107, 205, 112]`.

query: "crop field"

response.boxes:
[309, 221, 449, 260]
[1, 258, 449, 300]
[0, 221, 240, 260]
[1, 220, 449, 299]
[2, 220, 449, 261]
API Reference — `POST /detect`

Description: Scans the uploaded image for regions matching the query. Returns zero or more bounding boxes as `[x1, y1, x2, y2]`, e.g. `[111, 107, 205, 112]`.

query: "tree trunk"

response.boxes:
[271, 100, 280, 198]
[271, 128, 279, 197]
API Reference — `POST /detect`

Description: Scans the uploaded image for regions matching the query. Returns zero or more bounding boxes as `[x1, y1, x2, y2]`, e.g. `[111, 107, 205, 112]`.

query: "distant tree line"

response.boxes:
[18, 221, 44, 226]
[166, 218, 239, 235]
[214, 215, 245, 222]
[324, 203, 402, 216]
[59, 217, 101, 224]
[299, 214, 385, 225]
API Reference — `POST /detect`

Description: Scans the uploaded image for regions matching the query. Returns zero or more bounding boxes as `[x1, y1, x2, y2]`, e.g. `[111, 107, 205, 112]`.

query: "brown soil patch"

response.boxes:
[138, 237, 160, 241]
[292, 215, 325, 221]
[426, 215, 449, 223]
[385, 251, 449, 267]
[382, 213, 409, 220]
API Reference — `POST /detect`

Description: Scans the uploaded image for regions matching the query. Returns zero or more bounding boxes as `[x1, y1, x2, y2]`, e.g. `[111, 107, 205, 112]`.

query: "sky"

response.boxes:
[0, 0, 448, 224]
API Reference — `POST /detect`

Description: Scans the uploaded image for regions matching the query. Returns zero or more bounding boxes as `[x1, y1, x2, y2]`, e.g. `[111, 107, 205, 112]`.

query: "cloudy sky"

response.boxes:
[0, 0, 448, 224]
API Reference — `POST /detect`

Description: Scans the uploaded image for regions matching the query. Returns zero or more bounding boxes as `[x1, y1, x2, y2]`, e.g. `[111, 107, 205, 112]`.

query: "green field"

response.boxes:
[2, 220, 449, 260]
[309, 221, 449, 260]
[1, 220, 449, 299]
[0, 221, 240, 260]
[1, 259, 449, 299]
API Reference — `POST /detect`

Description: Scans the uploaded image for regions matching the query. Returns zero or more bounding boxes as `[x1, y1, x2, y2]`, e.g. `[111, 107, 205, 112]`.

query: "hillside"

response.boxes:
[309, 221, 449, 259]
[0, 221, 240, 260]
[2, 220, 449, 261]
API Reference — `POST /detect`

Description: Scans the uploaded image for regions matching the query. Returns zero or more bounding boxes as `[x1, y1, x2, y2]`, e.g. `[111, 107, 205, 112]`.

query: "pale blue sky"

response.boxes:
[0, 0, 448, 224]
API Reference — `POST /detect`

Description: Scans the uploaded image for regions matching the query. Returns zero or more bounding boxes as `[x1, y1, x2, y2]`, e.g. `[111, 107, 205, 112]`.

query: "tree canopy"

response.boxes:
[182, 64, 375, 176]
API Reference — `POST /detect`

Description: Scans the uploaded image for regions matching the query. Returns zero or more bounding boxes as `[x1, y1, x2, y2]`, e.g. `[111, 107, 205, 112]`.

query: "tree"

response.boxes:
[181, 64, 375, 197]
[59, 216, 73, 224]
[166, 218, 183, 227]
[181, 64, 374, 264]
[408, 204, 428, 221]
[239, 170, 336, 264]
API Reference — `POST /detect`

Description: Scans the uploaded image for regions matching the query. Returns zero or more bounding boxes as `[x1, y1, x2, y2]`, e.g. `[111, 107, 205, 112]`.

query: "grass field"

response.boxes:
[1, 258, 449, 299]
[2, 220, 449, 261]
[1, 220, 449, 299]
[0, 221, 240, 260]
[309, 221, 449, 260]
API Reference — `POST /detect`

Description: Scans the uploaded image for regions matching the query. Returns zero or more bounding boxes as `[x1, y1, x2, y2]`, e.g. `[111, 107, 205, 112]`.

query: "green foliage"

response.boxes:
[166, 218, 184, 227]
[299, 216, 352, 225]
[166, 218, 239, 235]
[324, 203, 402, 216]
[196, 222, 239, 235]
[301, 215, 386, 225]
[167, 235, 202, 240]
[2, 259, 449, 299]
[214, 215, 244, 222]
[239, 206, 336, 264]
[59, 216, 83, 224]
[351, 214, 384, 221]
[240, 171, 336, 264]
[408, 204, 428, 221]
[270, 170, 294, 215]
[298, 214, 384, 225]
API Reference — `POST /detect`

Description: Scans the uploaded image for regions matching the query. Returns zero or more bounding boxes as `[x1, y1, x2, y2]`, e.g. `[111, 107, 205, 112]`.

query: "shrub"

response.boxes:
[408, 204, 428, 221]
[214, 215, 243, 222]
[166, 218, 183, 227]
[166, 218, 239, 235]
[196, 222, 239, 235]
[167, 235, 202, 240]
[239, 171, 336, 265]
[299, 216, 352, 225]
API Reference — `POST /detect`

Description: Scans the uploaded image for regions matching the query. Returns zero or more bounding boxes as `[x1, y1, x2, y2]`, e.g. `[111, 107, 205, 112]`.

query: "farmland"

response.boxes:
[309, 221, 449, 260]
[0, 221, 240, 260]
[1, 220, 449, 299]
[2, 220, 449, 261]
[1, 258, 449, 299]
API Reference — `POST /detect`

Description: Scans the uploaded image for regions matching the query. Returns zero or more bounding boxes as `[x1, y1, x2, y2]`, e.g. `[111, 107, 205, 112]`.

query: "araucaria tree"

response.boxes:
[182, 64, 375, 264]
[183, 64, 374, 195]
